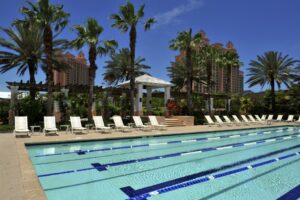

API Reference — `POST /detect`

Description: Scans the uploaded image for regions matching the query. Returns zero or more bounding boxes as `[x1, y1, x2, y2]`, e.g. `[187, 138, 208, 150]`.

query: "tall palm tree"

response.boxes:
[70, 18, 117, 121]
[170, 29, 204, 115]
[0, 22, 43, 100]
[200, 44, 221, 114]
[111, 1, 155, 115]
[21, 0, 69, 115]
[103, 48, 150, 86]
[167, 60, 206, 93]
[247, 51, 298, 113]
[221, 42, 241, 113]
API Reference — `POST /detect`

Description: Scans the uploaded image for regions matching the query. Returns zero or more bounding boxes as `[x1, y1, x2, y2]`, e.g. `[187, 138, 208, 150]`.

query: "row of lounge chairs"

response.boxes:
[13, 115, 167, 137]
[205, 114, 300, 126]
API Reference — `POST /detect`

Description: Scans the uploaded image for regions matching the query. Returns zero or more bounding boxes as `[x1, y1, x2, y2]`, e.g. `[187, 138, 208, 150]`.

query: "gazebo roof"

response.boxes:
[118, 74, 173, 88]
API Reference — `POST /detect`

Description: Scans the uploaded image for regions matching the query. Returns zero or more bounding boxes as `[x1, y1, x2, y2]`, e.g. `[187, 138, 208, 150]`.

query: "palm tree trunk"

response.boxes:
[88, 45, 97, 121]
[28, 60, 36, 101]
[270, 75, 276, 113]
[225, 64, 231, 114]
[129, 26, 136, 115]
[186, 46, 193, 115]
[206, 61, 212, 115]
[44, 26, 54, 116]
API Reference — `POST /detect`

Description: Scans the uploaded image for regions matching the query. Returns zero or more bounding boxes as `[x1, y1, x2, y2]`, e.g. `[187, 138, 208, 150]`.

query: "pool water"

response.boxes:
[26, 126, 300, 200]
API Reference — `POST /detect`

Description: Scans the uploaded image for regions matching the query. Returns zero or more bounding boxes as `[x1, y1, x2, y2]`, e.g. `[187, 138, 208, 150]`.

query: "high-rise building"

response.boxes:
[53, 52, 89, 86]
[173, 50, 244, 94]
[191, 65, 244, 94]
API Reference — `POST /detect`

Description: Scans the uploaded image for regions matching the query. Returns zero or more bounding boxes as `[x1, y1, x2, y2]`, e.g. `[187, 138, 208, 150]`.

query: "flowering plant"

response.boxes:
[166, 99, 177, 116]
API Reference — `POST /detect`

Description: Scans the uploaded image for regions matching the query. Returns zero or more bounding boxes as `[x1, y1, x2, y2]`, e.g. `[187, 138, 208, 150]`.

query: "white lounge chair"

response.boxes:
[248, 115, 262, 124]
[93, 116, 112, 133]
[254, 115, 263, 121]
[70, 116, 87, 134]
[112, 116, 132, 132]
[241, 115, 254, 124]
[43, 116, 59, 135]
[261, 115, 267, 121]
[295, 116, 300, 123]
[224, 116, 239, 125]
[14, 116, 30, 137]
[205, 115, 218, 126]
[286, 115, 294, 122]
[232, 115, 248, 125]
[266, 115, 273, 121]
[133, 116, 152, 131]
[148, 116, 167, 130]
[273, 115, 283, 122]
[215, 115, 230, 126]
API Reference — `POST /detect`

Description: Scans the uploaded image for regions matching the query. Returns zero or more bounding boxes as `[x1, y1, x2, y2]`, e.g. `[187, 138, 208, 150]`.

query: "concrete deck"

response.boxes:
[0, 122, 297, 200]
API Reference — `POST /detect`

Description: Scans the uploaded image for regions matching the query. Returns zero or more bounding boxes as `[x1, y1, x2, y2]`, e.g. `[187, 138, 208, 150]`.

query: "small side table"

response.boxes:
[30, 125, 41, 135]
[127, 123, 135, 128]
[85, 124, 94, 133]
[60, 125, 70, 134]
[108, 123, 115, 128]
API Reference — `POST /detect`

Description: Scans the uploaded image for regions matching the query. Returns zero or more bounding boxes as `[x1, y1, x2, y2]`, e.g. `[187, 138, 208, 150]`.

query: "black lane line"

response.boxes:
[120, 143, 300, 198]
[33, 129, 290, 165]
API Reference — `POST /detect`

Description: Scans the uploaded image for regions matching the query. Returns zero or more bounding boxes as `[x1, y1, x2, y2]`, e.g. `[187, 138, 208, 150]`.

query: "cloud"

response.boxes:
[153, 0, 205, 28]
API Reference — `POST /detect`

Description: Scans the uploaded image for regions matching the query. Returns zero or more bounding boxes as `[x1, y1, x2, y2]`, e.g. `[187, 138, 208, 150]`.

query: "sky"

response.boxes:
[0, 0, 300, 92]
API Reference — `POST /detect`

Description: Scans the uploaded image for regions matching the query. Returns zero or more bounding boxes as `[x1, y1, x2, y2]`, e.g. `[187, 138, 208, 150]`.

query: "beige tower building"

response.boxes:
[174, 52, 244, 94]
[53, 52, 89, 86]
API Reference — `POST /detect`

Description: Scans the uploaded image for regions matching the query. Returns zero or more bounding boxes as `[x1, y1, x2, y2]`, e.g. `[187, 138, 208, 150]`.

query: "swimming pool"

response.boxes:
[26, 126, 300, 200]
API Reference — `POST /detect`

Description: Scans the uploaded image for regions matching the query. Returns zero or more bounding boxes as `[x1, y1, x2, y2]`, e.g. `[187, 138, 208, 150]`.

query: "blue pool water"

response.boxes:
[26, 126, 300, 200]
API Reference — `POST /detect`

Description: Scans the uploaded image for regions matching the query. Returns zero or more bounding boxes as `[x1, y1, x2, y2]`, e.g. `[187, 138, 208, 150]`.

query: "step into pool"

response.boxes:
[26, 126, 300, 200]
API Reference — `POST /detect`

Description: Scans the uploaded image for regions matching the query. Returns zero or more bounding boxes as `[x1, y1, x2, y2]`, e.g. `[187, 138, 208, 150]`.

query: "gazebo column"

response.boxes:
[8, 86, 19, 125]
[164, 86, 171, 115]
[206, 97, 214, 112]
[210, 97, 214, 111]
[135, 84, 143, 116]
[225, 99, 231, 112]
[146, 87, 152, 114]
[120, 92, 127, 116]
[53, 100, 60, 121]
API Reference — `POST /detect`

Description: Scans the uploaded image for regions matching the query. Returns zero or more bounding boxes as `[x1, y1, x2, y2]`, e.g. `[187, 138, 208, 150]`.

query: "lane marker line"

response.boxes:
[126, 150, 300, 200]
[33, 127, 292, 157]
[37, 132, 300, 178]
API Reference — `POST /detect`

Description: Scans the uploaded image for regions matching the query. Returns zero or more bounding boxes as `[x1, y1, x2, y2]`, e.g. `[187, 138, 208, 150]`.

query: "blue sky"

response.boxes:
[0, 0, 300, 92]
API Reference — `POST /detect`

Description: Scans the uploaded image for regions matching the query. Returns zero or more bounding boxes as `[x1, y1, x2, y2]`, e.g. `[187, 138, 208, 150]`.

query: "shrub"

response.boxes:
[18, 96, 46, 125]
[0, 101, 9, 124]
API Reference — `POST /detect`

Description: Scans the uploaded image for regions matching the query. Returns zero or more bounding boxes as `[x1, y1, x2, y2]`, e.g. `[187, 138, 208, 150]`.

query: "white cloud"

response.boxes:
[154, 0, 205, 28]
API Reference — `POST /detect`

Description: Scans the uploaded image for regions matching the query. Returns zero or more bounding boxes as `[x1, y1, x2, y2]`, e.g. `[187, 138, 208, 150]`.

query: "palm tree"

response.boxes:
[168, 53, 207, 93]
[103, 48, 150, 86]
[70, 18, 117, 121]
[0, 22, 43, 100]
[169, 29, 204, 115]
[200, 44, 221, 114]
[240, 96, 253, 114]
[247, 51, 298, 113]
[167, 61, 187, 91]
[221, 42, 241, 113]
[21, 0, 69, 115]
[111, 1, 155, 115]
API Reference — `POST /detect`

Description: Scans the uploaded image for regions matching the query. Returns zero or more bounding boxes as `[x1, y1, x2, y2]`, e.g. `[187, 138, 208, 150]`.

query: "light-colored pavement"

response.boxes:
[0, 122, 297, 200]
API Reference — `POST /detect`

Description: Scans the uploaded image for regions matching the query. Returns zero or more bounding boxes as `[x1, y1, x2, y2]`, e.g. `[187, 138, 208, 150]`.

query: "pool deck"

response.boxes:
[0, 122, 298, 200]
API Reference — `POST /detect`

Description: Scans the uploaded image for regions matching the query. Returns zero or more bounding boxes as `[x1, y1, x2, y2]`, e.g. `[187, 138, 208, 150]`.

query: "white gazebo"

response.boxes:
[118, 74, 174, 115]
